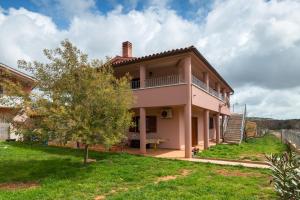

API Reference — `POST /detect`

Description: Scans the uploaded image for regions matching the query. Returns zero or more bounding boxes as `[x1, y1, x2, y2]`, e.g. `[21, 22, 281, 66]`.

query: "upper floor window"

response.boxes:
[209, 117, 214, 129]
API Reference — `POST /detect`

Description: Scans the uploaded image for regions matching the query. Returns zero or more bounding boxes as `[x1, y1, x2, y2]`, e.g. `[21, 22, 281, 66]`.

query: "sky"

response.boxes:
[0, 0, 300, 119]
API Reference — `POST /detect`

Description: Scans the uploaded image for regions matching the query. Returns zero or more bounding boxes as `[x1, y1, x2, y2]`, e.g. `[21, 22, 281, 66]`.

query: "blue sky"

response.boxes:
[1, 0, 300, 119]
[0, 0, 213, 28]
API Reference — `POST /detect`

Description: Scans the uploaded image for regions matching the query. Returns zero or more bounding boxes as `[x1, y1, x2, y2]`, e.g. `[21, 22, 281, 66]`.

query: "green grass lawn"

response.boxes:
[0, 142, 276, 200]
[197, 134, 286, 161]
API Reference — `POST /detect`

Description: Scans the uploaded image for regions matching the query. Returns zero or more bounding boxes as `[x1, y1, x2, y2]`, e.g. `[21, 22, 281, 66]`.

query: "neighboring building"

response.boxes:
[0, 63, 36, 140]
[112, 42, 234, 158]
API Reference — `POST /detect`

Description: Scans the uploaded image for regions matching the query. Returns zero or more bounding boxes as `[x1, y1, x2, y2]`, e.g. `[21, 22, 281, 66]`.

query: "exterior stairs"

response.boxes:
[224, 113, 244, 144]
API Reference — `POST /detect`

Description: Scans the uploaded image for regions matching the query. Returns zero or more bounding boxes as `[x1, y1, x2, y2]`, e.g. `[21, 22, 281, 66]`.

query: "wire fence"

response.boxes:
[282, 129, 300, 151]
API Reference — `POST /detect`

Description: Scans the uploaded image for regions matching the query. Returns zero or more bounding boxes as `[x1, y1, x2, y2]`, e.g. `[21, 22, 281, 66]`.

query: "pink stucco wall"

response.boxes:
[129, 106, 184, 149]
[191, 85, 230, 115]
[133, 84, 187, 108]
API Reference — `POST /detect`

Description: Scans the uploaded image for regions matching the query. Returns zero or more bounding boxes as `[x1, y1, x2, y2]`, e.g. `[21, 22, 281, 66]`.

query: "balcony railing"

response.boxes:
[131, 74, 226, 102]
[209, 87, 219, 98]
[131, 75, 182, 89]
[192, 75, 225, 101]
[146, 74, 181, 88]
[192, 75, 207, 90]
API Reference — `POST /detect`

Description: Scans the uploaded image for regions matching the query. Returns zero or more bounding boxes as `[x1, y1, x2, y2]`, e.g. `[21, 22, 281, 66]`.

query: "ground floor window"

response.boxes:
[129, 116, 157, 133]
[209, 117, 214, 129]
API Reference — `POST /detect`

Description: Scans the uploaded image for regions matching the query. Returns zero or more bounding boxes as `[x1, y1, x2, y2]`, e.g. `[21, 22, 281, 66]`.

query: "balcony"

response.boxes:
[192, 75, 225, 101]
[131, 74, 182, 89]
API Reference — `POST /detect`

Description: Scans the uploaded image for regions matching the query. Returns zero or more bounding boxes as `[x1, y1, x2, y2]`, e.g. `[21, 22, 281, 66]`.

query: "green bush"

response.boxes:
[266, 146, 300, 200]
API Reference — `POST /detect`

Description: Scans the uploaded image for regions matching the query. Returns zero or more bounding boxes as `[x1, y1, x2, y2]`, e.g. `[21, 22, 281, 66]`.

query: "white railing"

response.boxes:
[192, 75, 207, 90]
[282, 129, 300, 150]
[209, 87, 219, 98]
[220, 94, 225, 101]
[192, 75, 225, 101]
[145, 74, 180, 88]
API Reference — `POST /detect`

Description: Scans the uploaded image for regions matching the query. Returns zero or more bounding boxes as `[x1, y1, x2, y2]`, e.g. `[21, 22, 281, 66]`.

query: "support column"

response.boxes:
[216, 113, 220, 144]
[140, 65, 146, 88]
[184, 56, 192, 158]
[203, 110, 209, 149]
[221, 115, 225, 140]
[203, 72, 209, 91]
[139, 107, 146, 154]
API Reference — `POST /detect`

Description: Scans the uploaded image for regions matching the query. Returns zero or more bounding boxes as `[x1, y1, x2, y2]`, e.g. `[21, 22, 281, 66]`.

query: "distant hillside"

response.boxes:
[247, 117, 300, 130]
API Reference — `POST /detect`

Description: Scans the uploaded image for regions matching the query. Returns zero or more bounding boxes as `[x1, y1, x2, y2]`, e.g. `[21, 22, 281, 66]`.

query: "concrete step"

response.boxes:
[225, 131, 241, 134]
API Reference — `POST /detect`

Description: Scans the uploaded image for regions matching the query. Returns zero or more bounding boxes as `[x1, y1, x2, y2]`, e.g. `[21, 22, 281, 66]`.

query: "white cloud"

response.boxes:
[232, 86, 300, 119]
[0, 0, 300, 119]
[0, 7, 63, 65]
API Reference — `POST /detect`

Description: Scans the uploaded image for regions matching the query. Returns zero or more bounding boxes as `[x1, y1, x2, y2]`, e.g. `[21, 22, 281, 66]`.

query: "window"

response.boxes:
[146, 116, 157, 132]
[129, 116, 157, 133]
[209, 117, 214, 129]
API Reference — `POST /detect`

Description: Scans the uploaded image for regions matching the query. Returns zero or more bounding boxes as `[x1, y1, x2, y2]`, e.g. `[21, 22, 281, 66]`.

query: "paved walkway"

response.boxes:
[50, 142, 270, 169]
[176, 158, 270, 169]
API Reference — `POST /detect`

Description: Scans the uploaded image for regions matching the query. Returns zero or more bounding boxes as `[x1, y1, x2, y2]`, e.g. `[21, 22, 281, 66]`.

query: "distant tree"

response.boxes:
[17, 40, 134, 164]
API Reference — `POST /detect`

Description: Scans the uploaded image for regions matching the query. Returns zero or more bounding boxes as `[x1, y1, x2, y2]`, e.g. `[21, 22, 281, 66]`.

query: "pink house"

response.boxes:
[112, 42, 234, 158]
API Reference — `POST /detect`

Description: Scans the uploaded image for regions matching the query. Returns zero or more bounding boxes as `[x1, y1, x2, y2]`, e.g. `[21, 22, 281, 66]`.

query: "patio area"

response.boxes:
[119, 140, 217, 159]
[50, 140, 217, 159]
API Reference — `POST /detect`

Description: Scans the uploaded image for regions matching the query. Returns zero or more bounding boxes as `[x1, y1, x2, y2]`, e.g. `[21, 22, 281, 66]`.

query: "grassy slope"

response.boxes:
[0, 142, 276, 200]
[197, 134, 286, 161]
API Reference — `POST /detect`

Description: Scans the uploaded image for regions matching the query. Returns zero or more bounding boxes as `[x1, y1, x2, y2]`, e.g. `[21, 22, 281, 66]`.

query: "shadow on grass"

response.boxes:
[3, 141, 121, 161]
[0, 142, 131, 184]
[0, 158, 90, 183]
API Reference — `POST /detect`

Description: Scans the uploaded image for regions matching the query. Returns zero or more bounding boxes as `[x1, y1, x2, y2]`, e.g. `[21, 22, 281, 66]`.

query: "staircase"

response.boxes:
[224, 113, 245, 144]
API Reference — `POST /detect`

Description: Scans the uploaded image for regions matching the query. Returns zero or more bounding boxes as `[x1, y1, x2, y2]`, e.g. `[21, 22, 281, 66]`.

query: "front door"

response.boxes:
[192, 117, 198, 146]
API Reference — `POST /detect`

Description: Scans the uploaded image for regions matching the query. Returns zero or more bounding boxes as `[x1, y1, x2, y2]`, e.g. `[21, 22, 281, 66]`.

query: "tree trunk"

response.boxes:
[83, 144, 89, 164]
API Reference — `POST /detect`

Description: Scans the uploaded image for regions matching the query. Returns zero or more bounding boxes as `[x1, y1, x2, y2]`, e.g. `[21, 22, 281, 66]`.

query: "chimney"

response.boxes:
[122, 41, 132, 57]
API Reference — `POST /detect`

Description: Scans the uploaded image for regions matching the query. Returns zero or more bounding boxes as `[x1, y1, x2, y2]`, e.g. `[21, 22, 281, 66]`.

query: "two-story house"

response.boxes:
[112, 42, 234, 158]
[0, 63, 36, 140]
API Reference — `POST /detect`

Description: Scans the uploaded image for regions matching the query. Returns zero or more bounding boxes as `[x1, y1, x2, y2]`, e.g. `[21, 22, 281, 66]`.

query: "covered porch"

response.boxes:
[127, 105, 224, 158]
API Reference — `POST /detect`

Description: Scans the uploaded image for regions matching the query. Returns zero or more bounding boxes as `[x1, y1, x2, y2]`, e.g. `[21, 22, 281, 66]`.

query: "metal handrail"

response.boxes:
[192, 75, 226, 102]
[282, 129, 300, 150]
[192, 75, 207, 90]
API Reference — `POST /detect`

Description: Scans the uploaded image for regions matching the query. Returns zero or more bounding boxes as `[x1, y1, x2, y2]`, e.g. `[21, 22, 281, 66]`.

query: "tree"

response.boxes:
[17, 40, 134, 164]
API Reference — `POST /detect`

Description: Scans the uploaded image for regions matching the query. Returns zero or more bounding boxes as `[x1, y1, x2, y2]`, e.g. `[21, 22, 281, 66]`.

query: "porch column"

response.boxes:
[221, 114, 225, 140]
[140, 65, 146, 88]
[216, 113, 220, 144]
[203, 72, 209, 91]
[184, 56, 192, 158]
[139, 107, 146, 154]
[204, 109, 210, 149]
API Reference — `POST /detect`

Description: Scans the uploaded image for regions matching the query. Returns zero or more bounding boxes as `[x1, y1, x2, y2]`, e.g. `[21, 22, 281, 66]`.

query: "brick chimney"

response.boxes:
[122, 41, 132, 57]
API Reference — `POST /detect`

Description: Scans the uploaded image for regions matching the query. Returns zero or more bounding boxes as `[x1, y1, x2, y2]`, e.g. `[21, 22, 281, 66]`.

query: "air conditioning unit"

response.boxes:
[160, 108, 173, 119]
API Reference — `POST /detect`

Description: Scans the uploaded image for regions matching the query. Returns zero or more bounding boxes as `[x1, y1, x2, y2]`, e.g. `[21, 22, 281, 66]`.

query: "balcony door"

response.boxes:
[192, 117, 198, 146]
